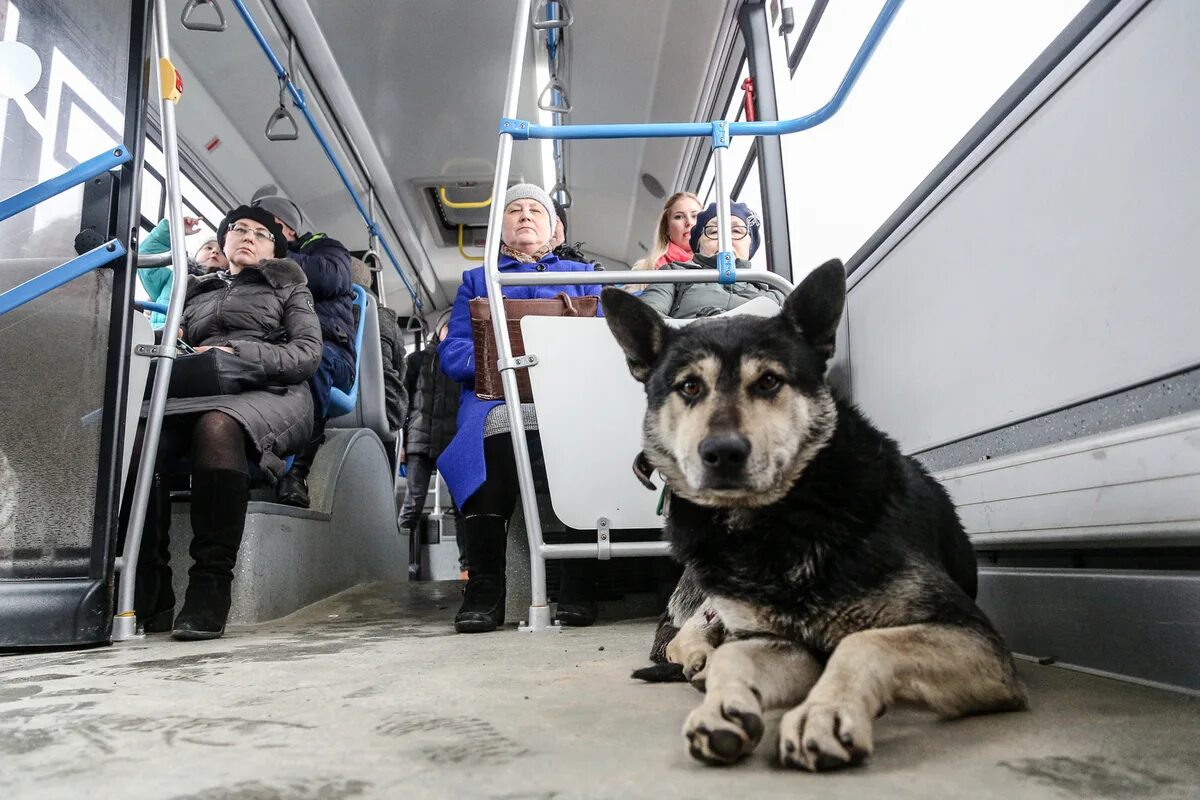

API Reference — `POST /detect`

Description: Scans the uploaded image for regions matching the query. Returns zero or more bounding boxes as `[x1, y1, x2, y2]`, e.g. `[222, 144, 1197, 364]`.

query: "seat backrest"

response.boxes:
[328, 289, 390, 441]
[521, 316, 660, 530]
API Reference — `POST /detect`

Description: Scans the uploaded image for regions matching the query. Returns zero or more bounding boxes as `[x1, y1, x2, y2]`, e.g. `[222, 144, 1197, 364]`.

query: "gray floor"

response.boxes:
[1, 581, 1198, 800]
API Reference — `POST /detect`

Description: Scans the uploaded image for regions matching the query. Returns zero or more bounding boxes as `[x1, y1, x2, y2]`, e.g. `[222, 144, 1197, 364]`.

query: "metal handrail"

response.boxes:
[227, 0, 424, 310]
[439, 185, 492, 209]
[0, 240, 127, 317]
[112, 0, 197, 640]
[483, 0, 903, 631]
[457, 225, 484, 262]
[0, 146, 131, 223]
[505, 0, 903, 142]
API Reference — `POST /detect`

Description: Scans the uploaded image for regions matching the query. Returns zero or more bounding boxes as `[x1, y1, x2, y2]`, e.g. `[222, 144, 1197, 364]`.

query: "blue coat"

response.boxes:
[436, 252, 602, 506]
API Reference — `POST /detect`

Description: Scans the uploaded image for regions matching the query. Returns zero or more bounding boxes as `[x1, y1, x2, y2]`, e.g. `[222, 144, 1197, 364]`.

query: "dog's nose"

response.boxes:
[698, 434, 751, 476]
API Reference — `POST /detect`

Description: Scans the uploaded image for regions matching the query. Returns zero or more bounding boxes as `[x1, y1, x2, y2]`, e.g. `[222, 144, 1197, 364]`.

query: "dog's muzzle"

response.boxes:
[698, 433, 751, 487]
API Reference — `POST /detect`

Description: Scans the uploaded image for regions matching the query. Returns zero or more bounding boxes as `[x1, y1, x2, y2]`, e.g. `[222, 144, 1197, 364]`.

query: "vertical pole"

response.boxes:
[112, 0, 195, 640]
[711, 136, 735, 284]
[368, 189, 387, 307]
[480, 0, 556, 632]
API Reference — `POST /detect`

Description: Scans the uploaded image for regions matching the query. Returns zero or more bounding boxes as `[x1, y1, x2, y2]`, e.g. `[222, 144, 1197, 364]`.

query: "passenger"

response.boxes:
[438, 183, 601, 633]
[399, 316, 463, 578]
[627, 191, 702, 291]
[139, 205, 322, 640]
[549, 198, 602, 269]
[250, 187, 356, 509]
[137, 216, 229, 329]
[349, 256, 408, 433]
[637, 201, 785, 318]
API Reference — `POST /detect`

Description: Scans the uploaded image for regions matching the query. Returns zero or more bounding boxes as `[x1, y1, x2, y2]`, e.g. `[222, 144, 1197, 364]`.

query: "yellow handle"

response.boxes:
[440, 186, 492, 209]
[458, 225, 484, 262]
[159, 58, 183, 104]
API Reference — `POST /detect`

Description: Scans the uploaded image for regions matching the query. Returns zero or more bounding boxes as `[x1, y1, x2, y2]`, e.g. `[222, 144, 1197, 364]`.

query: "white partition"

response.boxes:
[845, 0, 1200, 454]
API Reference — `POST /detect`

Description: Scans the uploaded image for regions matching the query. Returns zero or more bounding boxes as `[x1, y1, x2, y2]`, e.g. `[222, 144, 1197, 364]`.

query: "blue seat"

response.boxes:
[327, 284, 368, 418]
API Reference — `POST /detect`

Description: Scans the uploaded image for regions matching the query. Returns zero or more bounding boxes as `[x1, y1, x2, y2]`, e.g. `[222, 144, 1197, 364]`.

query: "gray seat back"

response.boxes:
[328, 292, 391, 442]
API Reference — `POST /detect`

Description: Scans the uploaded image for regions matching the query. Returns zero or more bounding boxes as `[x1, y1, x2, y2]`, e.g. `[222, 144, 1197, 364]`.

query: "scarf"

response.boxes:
[501, 242, 552, 264]
[656, 240, 693, 267]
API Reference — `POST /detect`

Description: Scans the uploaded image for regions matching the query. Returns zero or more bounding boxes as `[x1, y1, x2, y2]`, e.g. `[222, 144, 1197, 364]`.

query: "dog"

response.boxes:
[600, 260, 1027, 771]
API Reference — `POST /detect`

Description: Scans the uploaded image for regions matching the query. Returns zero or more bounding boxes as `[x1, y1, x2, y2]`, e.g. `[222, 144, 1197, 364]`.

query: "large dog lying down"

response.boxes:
[600, 261, 1026, 772]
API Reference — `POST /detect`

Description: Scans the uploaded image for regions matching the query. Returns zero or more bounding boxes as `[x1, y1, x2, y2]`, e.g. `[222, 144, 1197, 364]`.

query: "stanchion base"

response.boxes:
[111, 614, 145, 642]
[519, 605, 562, 633]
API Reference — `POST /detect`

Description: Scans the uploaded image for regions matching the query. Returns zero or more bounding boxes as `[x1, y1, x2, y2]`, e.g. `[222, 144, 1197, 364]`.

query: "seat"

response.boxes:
[327, 285, 392, 443]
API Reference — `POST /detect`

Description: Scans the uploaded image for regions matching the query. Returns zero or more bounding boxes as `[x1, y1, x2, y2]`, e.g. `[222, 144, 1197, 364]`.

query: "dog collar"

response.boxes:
[632, 452, 657, 490]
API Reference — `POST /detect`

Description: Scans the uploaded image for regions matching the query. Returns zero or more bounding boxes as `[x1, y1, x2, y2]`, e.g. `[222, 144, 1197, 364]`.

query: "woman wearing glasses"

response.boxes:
[637, 201, 785, 319]
[131, 205, 323, 641]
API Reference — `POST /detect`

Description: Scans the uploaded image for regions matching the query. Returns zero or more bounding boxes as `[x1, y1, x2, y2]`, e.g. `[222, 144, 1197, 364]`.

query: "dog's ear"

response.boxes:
[782, 259, 846, 361]
[602, 287, 668, 382]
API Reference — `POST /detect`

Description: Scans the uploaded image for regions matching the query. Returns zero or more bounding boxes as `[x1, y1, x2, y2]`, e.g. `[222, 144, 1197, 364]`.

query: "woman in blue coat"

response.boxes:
[438, 184, 601, 633]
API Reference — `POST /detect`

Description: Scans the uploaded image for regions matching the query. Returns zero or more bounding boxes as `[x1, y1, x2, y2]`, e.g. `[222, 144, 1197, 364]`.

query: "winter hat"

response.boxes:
[251, 184, 305, 236]
[217, 205, 288, 258]
[689, 201, 762, 258]
[552, 198, 568, 238]
[349, 256, 373, 289]
[503, 183, 556, 237]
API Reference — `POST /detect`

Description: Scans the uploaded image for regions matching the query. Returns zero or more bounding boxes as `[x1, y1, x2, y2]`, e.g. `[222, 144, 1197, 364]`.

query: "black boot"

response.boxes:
[173, 469, 249, 641]
[134, 474, 175, 633]
[555, 559, 598, 627]
[275, 438, 318, 508]
[454, 514, 508, 633]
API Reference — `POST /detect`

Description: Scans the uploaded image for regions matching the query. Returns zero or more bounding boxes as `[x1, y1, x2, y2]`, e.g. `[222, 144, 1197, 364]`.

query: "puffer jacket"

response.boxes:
[160, 258, 323, 481]
[376, 305, 408, 431]
[637, 253, 786, 319]
[287, 232, 357, 361]
[406, 342, 460, 459]
[182, 259, 322, 385]
[137, 218, 206, 329]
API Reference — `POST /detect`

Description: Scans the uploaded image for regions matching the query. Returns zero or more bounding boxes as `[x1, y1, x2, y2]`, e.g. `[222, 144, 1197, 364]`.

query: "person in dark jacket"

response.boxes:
[136, 205, 322, 641]
[399, 318, 461, 576]
[349, 256, 408, 432]
[550, 198, 603, 269]
[251, 187, 356, 508]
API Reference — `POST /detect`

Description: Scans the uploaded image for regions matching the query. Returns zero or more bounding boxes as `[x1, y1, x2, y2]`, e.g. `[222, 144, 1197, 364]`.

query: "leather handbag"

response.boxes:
[150, 348, 269, 399]
[469, 292, 599, 402]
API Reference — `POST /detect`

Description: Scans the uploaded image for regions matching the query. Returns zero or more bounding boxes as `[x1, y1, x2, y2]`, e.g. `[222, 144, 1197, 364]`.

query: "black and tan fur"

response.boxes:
[602, 261, 1026, 772]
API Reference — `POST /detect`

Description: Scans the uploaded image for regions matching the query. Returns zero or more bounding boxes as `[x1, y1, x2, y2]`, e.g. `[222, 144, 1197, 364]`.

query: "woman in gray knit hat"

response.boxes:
[436, 183, 603, 633]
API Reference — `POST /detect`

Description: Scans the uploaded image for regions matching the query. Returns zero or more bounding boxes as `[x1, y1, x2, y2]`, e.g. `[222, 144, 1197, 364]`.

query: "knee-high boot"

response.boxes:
[454, 514, 508, 633]
[172, 469, 250, 640]
[134, 474, 175, 633]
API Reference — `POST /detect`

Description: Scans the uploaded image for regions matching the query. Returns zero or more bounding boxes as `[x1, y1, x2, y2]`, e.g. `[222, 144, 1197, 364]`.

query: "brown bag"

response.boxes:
[469, 292, 599, 402]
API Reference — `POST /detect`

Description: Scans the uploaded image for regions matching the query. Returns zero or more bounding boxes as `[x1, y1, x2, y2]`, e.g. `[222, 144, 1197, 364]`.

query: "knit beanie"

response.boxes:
[251, 184, 305, 236]
[503, 183, 556, 236]
[689, 201, 762, 258]
[217, 205, 288, 258]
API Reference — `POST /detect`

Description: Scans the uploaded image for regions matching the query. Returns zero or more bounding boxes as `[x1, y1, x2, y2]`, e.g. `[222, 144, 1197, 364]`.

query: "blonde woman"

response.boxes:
[628, 191, 701, 292]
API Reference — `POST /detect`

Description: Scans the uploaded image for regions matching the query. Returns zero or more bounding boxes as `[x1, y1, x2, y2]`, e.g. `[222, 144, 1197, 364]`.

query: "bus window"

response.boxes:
[771, 0, 1088, 273]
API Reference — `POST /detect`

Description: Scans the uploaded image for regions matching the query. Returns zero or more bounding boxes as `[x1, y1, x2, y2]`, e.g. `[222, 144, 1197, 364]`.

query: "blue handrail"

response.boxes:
[327, 283, 369, 418]
[0, 240, 128, 317]
[506, 0, 903, 142]
[227, 0, 423, 311]
[0, 145, 132, 223]
[135, 300, 169, 315]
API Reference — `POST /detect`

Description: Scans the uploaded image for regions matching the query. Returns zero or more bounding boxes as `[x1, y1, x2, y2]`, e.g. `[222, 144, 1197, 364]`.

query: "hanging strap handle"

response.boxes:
[551, 182, 573, 209]
[537, 77, 572, 114]
[265, 80, 298, 141]
[181, 0, 227, 32]
[532, 0, 573, 30]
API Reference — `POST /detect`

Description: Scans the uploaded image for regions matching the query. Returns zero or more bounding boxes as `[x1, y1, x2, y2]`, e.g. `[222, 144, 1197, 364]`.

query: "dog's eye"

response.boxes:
[678, 378, 703, 398]
[755, 373, 782, 393]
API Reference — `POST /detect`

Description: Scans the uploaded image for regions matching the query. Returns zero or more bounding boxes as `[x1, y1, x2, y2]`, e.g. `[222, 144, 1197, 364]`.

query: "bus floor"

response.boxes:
[1, 581, 1197, 800]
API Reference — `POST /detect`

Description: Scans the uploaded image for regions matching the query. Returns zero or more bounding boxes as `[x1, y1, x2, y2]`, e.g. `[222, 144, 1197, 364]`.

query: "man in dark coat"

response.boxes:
[399, 318, 461, 576]
[252, 186, 356, 508]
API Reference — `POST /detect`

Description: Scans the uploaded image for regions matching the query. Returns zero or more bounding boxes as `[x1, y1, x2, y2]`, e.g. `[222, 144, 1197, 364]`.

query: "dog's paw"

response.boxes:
[682, 687, 764, 766]
[778, 699, 873, 772]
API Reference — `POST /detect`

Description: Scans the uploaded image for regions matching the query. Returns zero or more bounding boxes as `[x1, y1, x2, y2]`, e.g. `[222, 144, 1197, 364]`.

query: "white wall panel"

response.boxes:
[847, 0, 1200, 452]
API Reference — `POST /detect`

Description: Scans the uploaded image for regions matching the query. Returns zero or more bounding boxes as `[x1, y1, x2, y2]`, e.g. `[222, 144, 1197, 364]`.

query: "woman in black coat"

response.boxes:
[141, 205, 322, 641]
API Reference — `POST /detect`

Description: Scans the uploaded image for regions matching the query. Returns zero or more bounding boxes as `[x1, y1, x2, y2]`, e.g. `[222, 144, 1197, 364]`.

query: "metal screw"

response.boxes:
[106, 243, 116, 251]
[114, 148, 123, 157]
